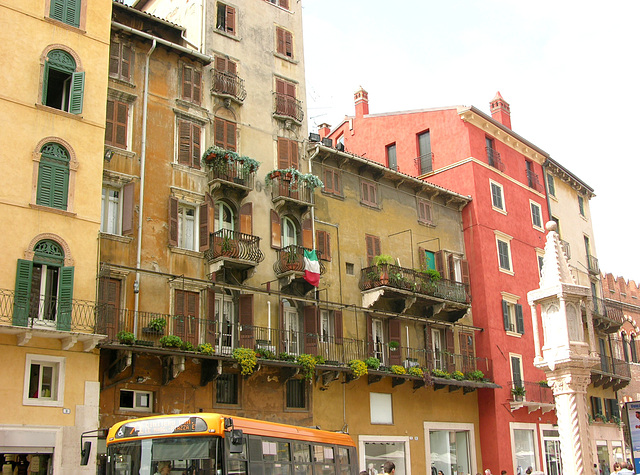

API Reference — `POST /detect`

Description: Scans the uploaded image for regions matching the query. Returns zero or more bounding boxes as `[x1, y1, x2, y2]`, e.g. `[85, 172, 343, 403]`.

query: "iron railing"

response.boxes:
[587, 254, 600, 274]
[273, 245, 325, 275]
[509, 380, 555, 404]
[206, 159, 255, 190]
[211, 70, 247, 102]
[204, 229, 264, 264]
[605, 301, 624, 326]
[594, 354, 631, 380]
[0, 288, 99, 333]
[591, 296, 606, 318]
[486, 147, 505, 171]
[526, 169, 543, 192]
[273, 93, 304, 122]
[359, 264, 470, 304]
[270, 175, 314, 205]
[414, 153, 434, 175]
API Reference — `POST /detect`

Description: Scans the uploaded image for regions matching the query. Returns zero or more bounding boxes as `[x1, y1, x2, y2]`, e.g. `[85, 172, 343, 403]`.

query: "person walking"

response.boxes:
[382, 461, 395, 475]
[618, 462, 633, 474]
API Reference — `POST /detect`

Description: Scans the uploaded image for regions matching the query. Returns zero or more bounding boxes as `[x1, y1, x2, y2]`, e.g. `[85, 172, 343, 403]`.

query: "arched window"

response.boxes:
[42, 49, 84, 114]
[13, 239, 74, 331]
[631, 334, 638, 363]
[622, 332, 630, 363]
[37, 143, 70, 210]
[281, 216, 298, 248]
[214, 201, 235, 232]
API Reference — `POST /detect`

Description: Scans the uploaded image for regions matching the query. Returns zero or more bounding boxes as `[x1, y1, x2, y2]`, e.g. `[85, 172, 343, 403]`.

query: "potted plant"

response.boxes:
[144, 317, 166, 334]
[159, 335, 183, 348]
[233, 347, 258, 375]
[372, 254, 394, 284]
[388, 341, 399, 352]
[407, 366, 424, 377]
[390, 365, 406, 375]
[297, 353, 317, 381]
[197, 343, 214, 355]
[348, 359, 368, 379]
[117, 330, 136, 345]
[364, 357, 381, 370]
[511, 385, 526, 401]
[465, 370, 485, 381]
[418, 268, 441, 293]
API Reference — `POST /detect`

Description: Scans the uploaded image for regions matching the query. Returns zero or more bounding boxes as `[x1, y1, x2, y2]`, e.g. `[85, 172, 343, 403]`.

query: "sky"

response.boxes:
[301, 0, 640, 283]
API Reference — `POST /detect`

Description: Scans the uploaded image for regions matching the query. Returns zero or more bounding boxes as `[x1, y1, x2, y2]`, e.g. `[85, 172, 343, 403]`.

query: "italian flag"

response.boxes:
[303, 249, 320, 287]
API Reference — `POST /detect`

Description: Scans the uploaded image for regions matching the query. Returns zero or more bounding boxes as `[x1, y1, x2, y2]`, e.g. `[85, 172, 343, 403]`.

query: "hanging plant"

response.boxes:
[233, 347, 258, 375]
[197, 343, 214, 355]
[297, 354, 317, 381]
[201, 146, 260, 175]
[265, 167, 324, 191]
[348, 359, 368, 379]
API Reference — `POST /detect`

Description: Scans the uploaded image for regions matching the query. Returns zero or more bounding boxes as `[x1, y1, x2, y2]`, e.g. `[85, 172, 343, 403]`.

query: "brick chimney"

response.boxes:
[317, 123, 331, 139]
[354, 86, 369, 118]
[490, 91, 511, 129]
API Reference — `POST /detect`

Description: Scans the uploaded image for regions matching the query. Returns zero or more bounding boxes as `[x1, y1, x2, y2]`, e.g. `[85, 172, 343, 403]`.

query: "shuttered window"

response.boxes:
[109, 40, 132, 81]
[365, 235, 381, 266]
[316, 230, 331, 261]
[276, 27, 293, 58]
[216, 3, 236, 35]
[417, 131, 432, 174]
[177, 120, 201, 168]
[37, 143, 70, 210]
[213, 57, 238, 95]
[323, 167, 341, 196]
[277, 137, 299, 169]
[49, 0, 81, 27]
[182, 64, 202, 105]
[105, 100, 129, 148]
[417, 198, 433, 224]
[497, 239, 511, 271]
[360, 180, 378, 207]
[386, 143, 397, 170]
[214, 118, 237, 151]
[42, 50, 84, 115]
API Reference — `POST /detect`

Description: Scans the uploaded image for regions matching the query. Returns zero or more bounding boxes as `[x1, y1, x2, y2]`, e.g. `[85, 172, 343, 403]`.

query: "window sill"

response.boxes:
[499, 267, 514, 276]
[492, 206, 507, 215]
[213, 28, 240, 42]
[170, 162, 207, 178]
[169, 246, 203, 258]
[532, 224, 544, 232]
[22, 398, 64, 408]
[175, 98, 208, 114]
[321, 190, 344, 200]
[274, 52, 298, 65]
[418, 219, 435, 228]
[360, 201, 380, 211]
[506, 331, 523, 338]
[108, 77, 136, 90]
[104, 146, 136, 160]
[264, 0, 291, 12]
[44, 16, 86, 34]
[29, 203, 76, 217]
[35, 103, 83, 120]
[100, 232, 133, 244]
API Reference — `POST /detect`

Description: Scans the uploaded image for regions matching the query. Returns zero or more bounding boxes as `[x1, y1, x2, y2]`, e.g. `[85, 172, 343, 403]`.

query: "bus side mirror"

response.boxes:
[229, 429, 243, 454]
[80, 441, 91, 465]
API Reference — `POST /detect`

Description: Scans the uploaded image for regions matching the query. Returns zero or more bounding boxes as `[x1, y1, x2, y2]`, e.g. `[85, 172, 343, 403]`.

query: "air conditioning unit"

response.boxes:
[309, 133, 320, 142]
[321, 137, 333, 147]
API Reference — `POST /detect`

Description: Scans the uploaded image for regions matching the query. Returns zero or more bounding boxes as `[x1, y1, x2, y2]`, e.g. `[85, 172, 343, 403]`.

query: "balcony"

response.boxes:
[0, 289, 105, 350]
[591, 297, 623, 333]
[486, 147, 505, 171]
[591, 354, 631, 391]
[270, 175, 315, 209]
[526, 169, 544, 192]
[509, 380, 555, 414]
[359, 264, 470, 320]
[204, 229, 264, 274]
[587, 254, 600, 275]
[273, 92, 304, 123]
[273, 245, 325, 277]
[211, 70, 247, 103]
[207, 160, 256, 197]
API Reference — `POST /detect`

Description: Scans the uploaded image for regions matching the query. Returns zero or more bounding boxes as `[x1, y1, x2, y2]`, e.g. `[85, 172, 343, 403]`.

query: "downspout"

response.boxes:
[308, 144, 321, 251]
[542, 159, 552, 223]
[133, 38, 156, 338]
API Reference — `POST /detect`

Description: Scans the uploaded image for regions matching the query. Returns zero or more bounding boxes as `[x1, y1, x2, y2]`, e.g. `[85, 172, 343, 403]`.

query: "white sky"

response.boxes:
[302, 0, 640, 283]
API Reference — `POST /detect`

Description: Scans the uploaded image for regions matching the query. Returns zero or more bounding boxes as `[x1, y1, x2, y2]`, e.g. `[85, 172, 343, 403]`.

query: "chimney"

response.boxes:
[317, 123, 331, 139]
[490, 91, 511, 129]
[354, 86, 369, 118]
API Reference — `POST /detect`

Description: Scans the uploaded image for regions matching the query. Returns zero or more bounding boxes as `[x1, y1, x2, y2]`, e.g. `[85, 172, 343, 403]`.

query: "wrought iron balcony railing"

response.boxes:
[207, 159, 255, 190]
[270, 175, 314, 205]
[211, 70, 247, 102]
[486, 147, 505, 171]
[1, 288, 99, 333]
[273, 245, 325, 275]
[526, 169, 544, 192]
[414, 153, 434, 175]
[604, 301, 624, 326]
[359, 264, 470, 304]
[273, 92, 304, 122]
[587, 254, 600, 274]
[509, 380, 555, 404]
[594, 354, 631, 380]
[204, 229, 264, 264]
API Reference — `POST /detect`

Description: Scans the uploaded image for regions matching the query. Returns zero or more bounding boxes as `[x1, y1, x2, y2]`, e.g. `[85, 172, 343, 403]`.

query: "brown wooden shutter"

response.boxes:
[193, 70, 202, 105]
[122, 182, 134, 235]
[303, 305, 318, 355]
[388, 319, 401, 365]
[284, 30, 293, 58]
[226, 121, 236, 151]
[276, 27, 285, 55]
[169, 196, 178, 246]
[105, 100, 114, 144]
[280, 0, 289, 9]
[316, 230, 331, 261]
[424, 324, 433, 368]
[178, 120, 191, 165]
[239, 202, 252, 235]
[277, 137, 289, 169]
[121, 44, 132, 80]
[214, 118, 225, 148]
[109, 40, 120, 76]
[334, 310, 343, 344]
[435, 250, 445, 276]
[445, 327, 455, 373]
[227, 60, 237, 75]
[289, 140, 299, 169]
[215, 56, 226, 72]
[226, 5, 235, 34]
[324, 168, 333, 192]
[285, 81, 296, 98]
[459, 332, 474, 373]
[182, 65, 192, 102]
[192, 123, 201, 169]
[418, 247, 426, 270]
[199, 201, 209, 252]
[270, 210, 281, 248]
[365, 235, 375, 266]
[366, 314, 373, 357]
[115, 102, 128, 148]
[461, 260, 470, 295]
[206, 287, 216, 344]
[239, 294, 254, 349]
[186, 291, 199, 341]
[448, 254, 456, 281]
[301, 218, 312, 249]
[174, 289, 186, 338]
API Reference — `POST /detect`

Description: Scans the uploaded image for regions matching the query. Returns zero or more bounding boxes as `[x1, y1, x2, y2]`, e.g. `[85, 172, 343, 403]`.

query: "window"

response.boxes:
[417, 130, 432, 174]
[109, 40, 132, 82]
[119, 389, 152, 412]
[23, 354, 65, 406]
[37, 142, 70, 210]
[623, 333, 630, 363]
[495, 232, 513, 273]
[42, 50, 84, 114]
[417, 198, 433, 225]
[214, 201, 235, 232]
[591, 396, 603, 418]
[360, 180, 378, 208]
[631, 334, 638, 363]
[530, 200, 543, 230]
[323, 167, 342, 196]
[275, 78, 299, 120]
[216, 373, 239, 405]
[216, 2, 236, 35]
[369, 393, 392, 424]
[345, 263, 354, 275]
[177, 119, 201, 168]
[277, 137, 299, 169]
[101, 183, 134, 235]
[174, 289, 200, 343]
[486, 136, 501, 169]
[286, 379, 306, 408]
[512, 426, 537, 474]
[536, 250, 544, 277]
[605, 398, 620, 421]
[546, 172, 555, 197]
[386, 143, 397, 171]
[281, 216, 298, 247]
[510, 354, 523, 389]
[365, 235, 381, 266]
[181, 64, 202, 105]
[276, 27, 293, 59]
[425, 423, 475, 475]
[525, 160, 540, 189]
[178, 204, 197, 250]
[213, 56, 238, 96]
[578, 194, 585, 216]
[502, 297, 524, 334]
[215, 290, 235, 352]
[49, 0, 81, 27]
[320, 310, 334, 343]
[490, 180, 505, 212]
[268, 0, 289, 8]
[214, 117, 237, 151]
[105, 99, 129, 148]
[316, 230, 331, 261]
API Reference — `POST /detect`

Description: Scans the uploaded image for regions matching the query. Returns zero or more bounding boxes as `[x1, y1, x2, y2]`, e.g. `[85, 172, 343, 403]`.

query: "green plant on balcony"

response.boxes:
[373, 254, 394, 266]
[148, 317, 166, 333]
[418, 268, 441, 293]
[197, 343, 214, 355]
[348, 359, 368, 379]
[465, 370, 485, 381]
[431, 368, 451, 379]
[610, 415, 622, 427]
[233, 347, 258, 375]
[202, 146, 260, 176]
[511, 385, 526, 400]
[159, 335, 182, 348]
[364, 357, 381, 370]
[390, 365, 406, 375]
[538, 380, 550, 388]
[256, 347, 276, 359]
[314, 355, 326, 365]
[593, 412, 606, 423]
[278, 352, 296, 362]
[452, 370, 465, 381]
[297, 353, 317, 381]
[265, 167, 324, 192]
[117, 330, 136, 345]
[181, 341, 195, 351]
[407, 366, 424, 377]
[388, 341, 399, 351]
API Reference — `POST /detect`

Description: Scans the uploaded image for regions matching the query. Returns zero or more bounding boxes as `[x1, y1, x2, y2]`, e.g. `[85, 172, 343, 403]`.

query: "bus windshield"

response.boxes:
[107, 436, 222, 475]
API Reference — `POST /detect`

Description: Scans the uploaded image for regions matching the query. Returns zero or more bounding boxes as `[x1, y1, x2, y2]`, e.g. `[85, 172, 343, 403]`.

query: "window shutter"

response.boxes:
[192, 123, 201, 169]
[303, 305, 318, 355]
[57, 266, 74, 331]
[239, 202, 252, 235]
[277, 27, 285, 55]
[366, 314, 373, 357]
[239, 294, 254, 349]
[511, 356, 522, 385]
[334, 310, 343, 344]
[270, 210, 281, 248]
[115, 101, 128, 148]
[284, 30, 293, 58]
[199, 201, 209, 252]
[69, 71, 85, 115]
[277, 137, 289, 169]
[301, 218, 313, 249]
[215, 56, 226, 72]
[280, 0, 289, 8]
[178, 120, 191, 165]
[50, 0, 65, 22]
[434, 250, 445, 276]
[121, 44, 132, 80]
[289, 140, 299, 169]
[324, 168, 333, 192]
[65, 0, 81, 27]
[225, 6, 235, 34]
[37, 162, 54, 207]
[226, 121, 236, 151]
[13, 259, 33, 326]
[316, 230, 331, 261]
[193, 70, 202, 105]
[461, 260, 470, 286]
[445, 327, 455, 373]
[206, 288, 216, 344]
[182, 65, 192, 102]
[214, 118, 225, 148]
[515, 304, 525, 334]
[365, 235, 376, 265]
[105, 100, 114, 144]
[448, 253, 455, 281]
[121, 182, 134, 235]
[227, 60, 237, 75]
[109, 41, 120, 76]
[388, 319, 401, 365]
[169, 197, 178, 246]
[502, 300, 510, 331]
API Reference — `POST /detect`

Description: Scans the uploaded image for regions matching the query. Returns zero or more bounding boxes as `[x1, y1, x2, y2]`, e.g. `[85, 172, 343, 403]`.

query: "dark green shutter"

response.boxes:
[69, 71, 84, 114]
[37, 161, 68, 210]
[511, 356, 522, 386]
[57, 266, 74, 331]
[65, 0, 81, 27]
[50, 0, 65, 22]
[42, 62, 50, 105]
[37, 162, 53, 207]
[502, 300, 509, 331]
[515, 304, 525, 334]
[13, 260, 33, 326]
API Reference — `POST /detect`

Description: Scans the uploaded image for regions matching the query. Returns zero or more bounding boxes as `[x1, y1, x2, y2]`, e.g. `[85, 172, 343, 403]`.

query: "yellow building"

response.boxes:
[0, 0, 111, 472]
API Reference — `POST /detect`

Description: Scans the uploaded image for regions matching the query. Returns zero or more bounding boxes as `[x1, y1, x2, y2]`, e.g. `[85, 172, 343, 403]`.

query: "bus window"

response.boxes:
[292, 443, 311, 463]
[336, 447, 352, 475]
[226, 435, 248, 475]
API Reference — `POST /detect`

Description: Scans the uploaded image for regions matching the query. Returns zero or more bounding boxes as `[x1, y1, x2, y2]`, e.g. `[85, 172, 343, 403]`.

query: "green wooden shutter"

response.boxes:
[42, 62, 50, 105]
[65, 0, 81, 27]
[502, 300, 510, 331]
[57, 266, 74, 331]
[13, 260, 33, 326]
[511, 356, 522, 386]
[37, 162, 54, 207]
[50, 0, 65, 22]
[51, 163, 69, 209]
[515, 304, 525, 334]
[69, 71, 84, 114]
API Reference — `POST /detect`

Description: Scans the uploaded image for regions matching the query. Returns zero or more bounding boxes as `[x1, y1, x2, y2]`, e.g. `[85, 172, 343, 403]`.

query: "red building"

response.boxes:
[324, 89, 557, 473]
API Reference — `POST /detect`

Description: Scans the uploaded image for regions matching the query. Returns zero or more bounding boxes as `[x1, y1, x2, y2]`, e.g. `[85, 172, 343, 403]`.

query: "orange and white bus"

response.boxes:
[105, 413, 358, 475]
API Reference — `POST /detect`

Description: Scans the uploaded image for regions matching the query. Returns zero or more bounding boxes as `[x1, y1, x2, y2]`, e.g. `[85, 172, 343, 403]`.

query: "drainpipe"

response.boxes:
[133, 38, 156, 338]
[308, 144, 321, 251]
[542, 159, 552, 224]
